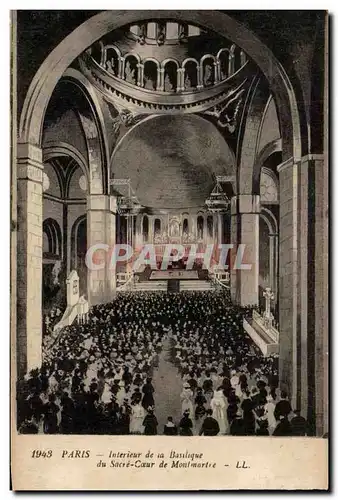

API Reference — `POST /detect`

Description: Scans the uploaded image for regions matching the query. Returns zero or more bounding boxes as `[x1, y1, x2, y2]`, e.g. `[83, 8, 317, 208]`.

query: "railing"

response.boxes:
[209, 272, 230, 290]
[252, 309, 279, 343]
[116, 273, 135, 291]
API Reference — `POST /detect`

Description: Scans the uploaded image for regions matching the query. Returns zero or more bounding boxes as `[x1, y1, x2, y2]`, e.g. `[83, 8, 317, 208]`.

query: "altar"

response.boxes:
[150, 270, 199, 280]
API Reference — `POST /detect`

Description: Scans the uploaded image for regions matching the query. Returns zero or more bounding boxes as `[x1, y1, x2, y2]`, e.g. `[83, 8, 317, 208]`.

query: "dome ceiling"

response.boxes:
[110, 114, 235, 210]
[78, 19, 255, 115]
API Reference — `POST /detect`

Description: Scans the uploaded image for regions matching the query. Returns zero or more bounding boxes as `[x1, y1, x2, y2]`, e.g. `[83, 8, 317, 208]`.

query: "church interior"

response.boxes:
[13, 11, 328, 436]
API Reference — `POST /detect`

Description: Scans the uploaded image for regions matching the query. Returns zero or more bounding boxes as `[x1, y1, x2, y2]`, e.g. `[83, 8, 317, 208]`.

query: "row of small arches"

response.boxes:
[91, 43, 247, 92]
[141, 214, 215, 241]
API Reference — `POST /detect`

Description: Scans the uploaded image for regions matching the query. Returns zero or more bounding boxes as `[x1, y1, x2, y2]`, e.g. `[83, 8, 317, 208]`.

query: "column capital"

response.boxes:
[87, 194, 116, 212]
[300, 153, 325, 163]
[277, 157, 294, 173]
[17, 142, 43, 163]
[231, 194, 260, 215]
[17, 143, 44, 182]
[17, 143, 44, 183]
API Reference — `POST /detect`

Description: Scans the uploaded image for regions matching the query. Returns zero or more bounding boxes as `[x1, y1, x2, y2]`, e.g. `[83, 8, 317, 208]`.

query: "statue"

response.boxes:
[169, 219, 180, 238]
[184, 73, 191, 90]
[138, 24, 146, 45]
[221, 67, 227, 80]
[144, 74, 156, 90]
[125, 61, 136, 84]
[164, 73, 174, 91]
[156, 25, 165, 46]
[263, 287, 275, 329]
[106, 58, 116, 75]
[203, 63, 213, 86]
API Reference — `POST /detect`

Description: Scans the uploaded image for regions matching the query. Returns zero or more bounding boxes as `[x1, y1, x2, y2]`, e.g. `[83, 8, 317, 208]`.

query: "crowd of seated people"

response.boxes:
[17, 290, 307, 436]
[168, 292, 306, 435]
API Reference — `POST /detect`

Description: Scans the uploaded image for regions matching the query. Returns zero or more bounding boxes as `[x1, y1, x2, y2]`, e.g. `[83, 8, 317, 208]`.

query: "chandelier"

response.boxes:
[117, 195, 142, 216]
[110, 178, 143, 216]
[205, 177, 230, 213]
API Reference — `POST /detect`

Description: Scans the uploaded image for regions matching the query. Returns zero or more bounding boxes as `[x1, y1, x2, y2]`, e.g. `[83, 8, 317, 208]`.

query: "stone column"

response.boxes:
[119, 57, 125, 79]
[216, 61, 221, 81]
[313, 155, 328, 436]
[137, 63, 144, 87]
[87, 194, 116, 306]
[278, 158, 300, 409]
[213, 62, 219, 83]
[230, 195, 260, 306]
[199, 64, 204, 88]
[17, 143, 44, 377]
[196, 65, 203, 89]
[278, 154, 328, 433]
[134, 214, 143, 249]
[181, 67, 186, 90]
[158, 68, 165, 91]
[228, 46, 235, 76]
[148, 215, 154, 243]
[217, 213, 223, 245]
[177, 68, 184, 92]
[268, 233, 278, 295]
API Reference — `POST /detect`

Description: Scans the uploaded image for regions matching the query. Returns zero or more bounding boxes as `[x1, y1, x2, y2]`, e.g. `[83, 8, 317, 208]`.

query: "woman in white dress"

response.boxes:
[180, 383, 194, 417]
[130, 402, 145, 434]
[264, 394, 277, 435]
[116, 381, 127, 406]
[210, 388, 229, 435]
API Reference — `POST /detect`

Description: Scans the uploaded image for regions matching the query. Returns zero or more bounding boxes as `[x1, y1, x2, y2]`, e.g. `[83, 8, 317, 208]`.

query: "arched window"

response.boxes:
[217, 49, 230, 80]
[154, 218, 161, 235]
[202, 57, 215, 86]
[124, 55, 138, 85]
[91, 41, 102, 65]
[164, 61, 178, 92]
[183, 60, 198, 89]
[43, 218, 62, 258]
[207, 215, 214, 238]
[105, 47, 119, 76]
[143, 60, 158, 90]
[70, 216, 87, 270]
[183, 218, 189, 234]
[142, 215, 149, 242]
[197, 216, 204, 239]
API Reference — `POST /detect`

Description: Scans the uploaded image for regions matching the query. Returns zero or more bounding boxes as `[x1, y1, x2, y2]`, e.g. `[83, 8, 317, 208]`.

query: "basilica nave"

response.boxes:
[13, 11, 327, 436]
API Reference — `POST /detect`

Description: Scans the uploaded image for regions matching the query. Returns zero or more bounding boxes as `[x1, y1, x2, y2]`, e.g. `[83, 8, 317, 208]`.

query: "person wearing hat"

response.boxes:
[163, 416, 178, 436]
[142, 378, 155, 410]
[290, 410, 307, 436]
[274, 391, 292, 421]
[179, 410, 193, 436]
[142, 407, 158, 435]
[180, 382, 194, 417]
[273, 414, 292, 436]
[199, 409, 220, 436]
[230, 410, 245, 436]
[116, 380, 126, 406]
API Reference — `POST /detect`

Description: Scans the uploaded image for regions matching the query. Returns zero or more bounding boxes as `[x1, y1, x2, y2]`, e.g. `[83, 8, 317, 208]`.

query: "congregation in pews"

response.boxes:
[17, 291, 307, 436]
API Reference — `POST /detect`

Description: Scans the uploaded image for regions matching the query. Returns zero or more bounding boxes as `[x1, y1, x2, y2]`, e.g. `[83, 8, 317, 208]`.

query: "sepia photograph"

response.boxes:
[10, 8, 329, 490]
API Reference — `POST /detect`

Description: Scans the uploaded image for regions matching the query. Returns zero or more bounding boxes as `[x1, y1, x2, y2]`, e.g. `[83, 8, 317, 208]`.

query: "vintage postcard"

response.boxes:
[11, 10, 329, 490]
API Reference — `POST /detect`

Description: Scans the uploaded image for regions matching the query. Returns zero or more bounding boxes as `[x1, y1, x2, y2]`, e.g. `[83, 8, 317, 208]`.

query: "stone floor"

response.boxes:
[152, 336, 202, 435]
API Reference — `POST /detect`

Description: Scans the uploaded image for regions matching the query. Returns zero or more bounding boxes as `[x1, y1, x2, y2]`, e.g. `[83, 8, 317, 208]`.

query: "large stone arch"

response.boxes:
[16, 10, 306, 396]
[43, 141, 89, 182]
[52, 69, 110, 195]
[19, 10, 302, 161]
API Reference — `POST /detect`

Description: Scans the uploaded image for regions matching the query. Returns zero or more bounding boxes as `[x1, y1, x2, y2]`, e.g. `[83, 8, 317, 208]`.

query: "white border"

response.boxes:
[1, 3, 334, 499]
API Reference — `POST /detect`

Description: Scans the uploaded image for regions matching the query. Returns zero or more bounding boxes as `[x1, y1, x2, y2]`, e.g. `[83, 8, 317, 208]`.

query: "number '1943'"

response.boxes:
[31, 450, 52, 458]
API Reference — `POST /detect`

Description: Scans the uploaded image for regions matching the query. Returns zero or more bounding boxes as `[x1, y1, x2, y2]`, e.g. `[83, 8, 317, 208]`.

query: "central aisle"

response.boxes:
[152, 336, 183, 434]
